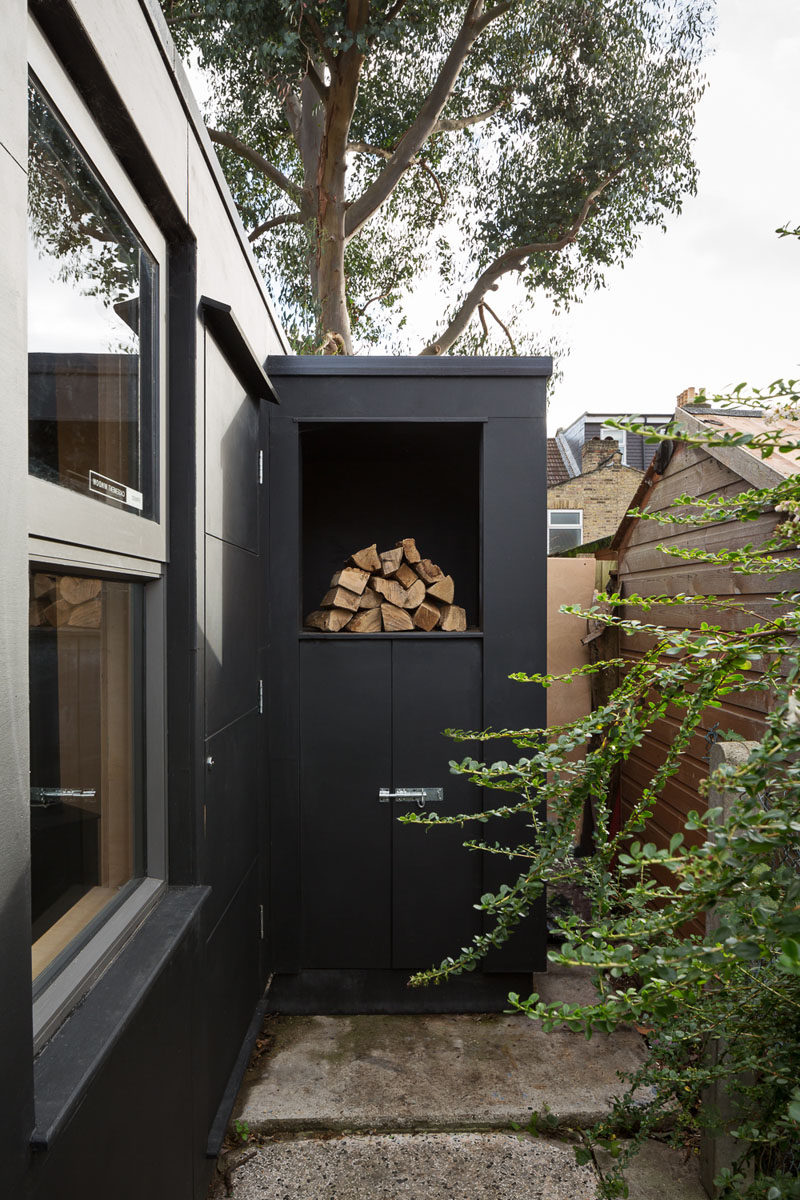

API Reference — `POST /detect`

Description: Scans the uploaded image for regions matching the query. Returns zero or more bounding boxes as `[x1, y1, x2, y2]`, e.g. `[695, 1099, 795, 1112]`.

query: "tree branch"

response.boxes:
[304, 60, 330, 103]
[345, 0, 511, 239]
[206, 128, 306, 208]
[348, 143, 446, 205]
[434, 103, 505, 133]
[481, 300, 517, 353]
[385, 0, 410, 20]
[301, 11, 337, 77]
[420, 171, 622, 356]
[248, 211, 304, 243]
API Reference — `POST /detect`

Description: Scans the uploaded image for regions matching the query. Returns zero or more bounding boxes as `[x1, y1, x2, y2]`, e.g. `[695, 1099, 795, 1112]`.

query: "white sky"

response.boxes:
[534, 0, 800, 433]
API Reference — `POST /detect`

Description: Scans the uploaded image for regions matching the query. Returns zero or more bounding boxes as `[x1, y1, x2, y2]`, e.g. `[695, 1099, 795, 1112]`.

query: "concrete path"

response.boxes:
[212, 971, 707, 1199]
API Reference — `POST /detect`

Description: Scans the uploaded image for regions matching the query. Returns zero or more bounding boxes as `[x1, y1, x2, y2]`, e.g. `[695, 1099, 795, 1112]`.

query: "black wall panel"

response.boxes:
[299, 639, 393, 967]
[391, 639, 482, 967]
[202, 711, 261, 934]
[204, 537, 259, 738]
[204, 863, 261, 1130]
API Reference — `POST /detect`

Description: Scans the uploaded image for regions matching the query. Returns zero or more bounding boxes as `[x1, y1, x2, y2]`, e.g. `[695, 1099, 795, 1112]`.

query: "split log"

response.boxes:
[394, 562, 418, 590]
[33, 574, 57, 599]
[358, 588, 381, 609]
[41, 598, 72, 628]
[427, 574, 454, 605]
[306, 608, 353, 632]
[29, 599, 48, 628]
[350, 544, 381, 573]
[58, 576, 102, 605]
[381, 603, 413, 632]
[440, 604, 467, 632]
[402, 579, 426, 609]
[67, 597, 102, 629]
[330, 566, 370, 595]
[379, 547, 404, 576]
[396, 537, 421, 564]
[347, 607, 381, 633]
[372, 576, 407, 607]
[413, 600, 441, 631]
[416, 558, 444, 585]
[321, 586, 361, 612]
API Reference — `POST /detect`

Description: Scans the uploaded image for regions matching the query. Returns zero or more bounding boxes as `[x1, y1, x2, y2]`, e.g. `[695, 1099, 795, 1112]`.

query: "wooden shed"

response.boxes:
[604, 405, 800, 849]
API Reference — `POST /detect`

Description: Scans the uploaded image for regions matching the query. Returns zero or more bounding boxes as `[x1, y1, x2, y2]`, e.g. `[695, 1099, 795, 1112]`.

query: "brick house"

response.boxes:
[547, 422, 665, 553]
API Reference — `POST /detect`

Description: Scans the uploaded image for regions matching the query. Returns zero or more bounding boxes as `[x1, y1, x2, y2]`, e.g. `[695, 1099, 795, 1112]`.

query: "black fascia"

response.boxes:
[266, 355, 552, 377]
[200, 297, 279, 403]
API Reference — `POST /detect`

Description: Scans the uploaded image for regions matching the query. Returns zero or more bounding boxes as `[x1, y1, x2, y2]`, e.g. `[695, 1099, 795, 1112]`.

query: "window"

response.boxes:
[28, 79, 157, 518]
[29, 572, 144, 985]
[27, 23, 167, 1049]
[548, 509, 583, 555]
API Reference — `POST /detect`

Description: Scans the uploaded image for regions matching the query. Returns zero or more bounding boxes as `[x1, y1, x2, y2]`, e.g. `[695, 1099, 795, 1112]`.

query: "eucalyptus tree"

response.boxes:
[164, 0, 710, 353]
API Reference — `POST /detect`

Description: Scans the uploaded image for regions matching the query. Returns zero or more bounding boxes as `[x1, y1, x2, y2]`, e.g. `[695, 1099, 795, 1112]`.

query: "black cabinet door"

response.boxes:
[299, 638, 482, 971]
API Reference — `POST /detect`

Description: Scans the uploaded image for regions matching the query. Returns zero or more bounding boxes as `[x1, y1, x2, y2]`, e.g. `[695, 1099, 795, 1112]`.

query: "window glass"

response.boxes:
[548, 510, 583, 554]
[27, 79, 157, 517]
[29, 572, 144, 983]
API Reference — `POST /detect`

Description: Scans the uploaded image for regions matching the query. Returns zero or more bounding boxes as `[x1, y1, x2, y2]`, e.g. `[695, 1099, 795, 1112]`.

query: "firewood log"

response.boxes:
[321, 586, 361, 612]
[67, 597, 102, 628]
[396, 537, 421, 564]
[402, 579, 426, 609]
[306, 608, 353, 632]
[347, 607, 381, 632]
[413, 600, 441, 631]
[350, 544, 381, 572]
[372, 576, 407, 607]
[379, 547, 404, 576]
[330, 566, 370, 595]
[32, 574, 57, 599]
[415, 558, 444, 584]
[58, 576, 102, 605]
[358, 588, 381, 609]
[381, 603, 413, 631]
[427, 574, 454, 604]
[394, 562, 418, 590]
[440, 604, 467, 632]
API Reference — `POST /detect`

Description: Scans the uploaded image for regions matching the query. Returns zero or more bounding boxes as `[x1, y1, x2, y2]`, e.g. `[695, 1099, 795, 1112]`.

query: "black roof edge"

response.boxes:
[200, 296, 279, 403]
[265, 355, 553, 377]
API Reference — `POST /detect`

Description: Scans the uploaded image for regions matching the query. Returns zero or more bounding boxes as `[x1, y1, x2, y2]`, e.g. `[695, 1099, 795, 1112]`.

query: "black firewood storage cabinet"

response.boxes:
[266, 356, 551, 1013]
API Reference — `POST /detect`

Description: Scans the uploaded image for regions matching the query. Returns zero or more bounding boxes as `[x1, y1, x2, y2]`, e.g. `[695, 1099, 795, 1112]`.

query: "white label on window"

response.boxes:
[89, 470, 144, 511]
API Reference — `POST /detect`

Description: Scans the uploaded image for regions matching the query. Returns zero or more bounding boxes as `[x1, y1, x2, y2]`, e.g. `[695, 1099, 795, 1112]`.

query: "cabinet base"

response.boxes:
[267, 969, 535, 1014]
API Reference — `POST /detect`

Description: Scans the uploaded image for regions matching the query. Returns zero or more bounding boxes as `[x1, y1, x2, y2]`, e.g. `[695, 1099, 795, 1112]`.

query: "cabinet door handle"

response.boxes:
[378, 788, 444, 808]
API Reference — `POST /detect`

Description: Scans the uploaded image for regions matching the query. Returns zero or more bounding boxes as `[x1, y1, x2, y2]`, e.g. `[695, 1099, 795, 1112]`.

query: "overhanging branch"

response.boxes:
[207, 128, 306, 209]
[249, 211, 304, 243]
[344, 0, 512, 239]
[419, 171, 622, 356]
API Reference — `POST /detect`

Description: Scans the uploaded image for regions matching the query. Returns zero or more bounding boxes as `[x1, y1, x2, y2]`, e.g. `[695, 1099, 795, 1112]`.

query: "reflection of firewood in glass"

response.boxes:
[304, 539, 467, 633]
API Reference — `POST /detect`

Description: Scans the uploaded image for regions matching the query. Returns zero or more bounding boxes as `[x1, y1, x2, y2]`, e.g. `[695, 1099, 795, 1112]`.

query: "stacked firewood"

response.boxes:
[305, 538, 467, 633]
[29, 574, 102, 629]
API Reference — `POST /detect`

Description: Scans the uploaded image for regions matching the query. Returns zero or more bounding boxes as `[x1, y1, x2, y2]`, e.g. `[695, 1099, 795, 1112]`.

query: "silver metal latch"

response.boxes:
[378, 787, 444, 809]
[30, 787, 97, 807]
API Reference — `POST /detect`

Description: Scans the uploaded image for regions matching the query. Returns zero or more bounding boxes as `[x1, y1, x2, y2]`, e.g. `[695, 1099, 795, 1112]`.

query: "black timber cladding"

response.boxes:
[266, 357, 550, 1011]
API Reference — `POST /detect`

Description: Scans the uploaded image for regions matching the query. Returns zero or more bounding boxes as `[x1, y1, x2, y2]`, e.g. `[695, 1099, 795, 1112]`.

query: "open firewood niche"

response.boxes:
[305, 538, 468, 633]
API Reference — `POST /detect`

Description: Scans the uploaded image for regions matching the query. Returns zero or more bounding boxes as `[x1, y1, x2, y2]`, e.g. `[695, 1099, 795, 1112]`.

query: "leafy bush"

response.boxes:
[404, 369, 800, 1196]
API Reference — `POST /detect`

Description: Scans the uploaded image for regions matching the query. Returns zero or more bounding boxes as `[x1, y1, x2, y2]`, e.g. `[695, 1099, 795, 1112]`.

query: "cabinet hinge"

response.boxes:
[258, 449, 264, 484]
[259, 904, 265, 939]
[258, 678, 264, 714]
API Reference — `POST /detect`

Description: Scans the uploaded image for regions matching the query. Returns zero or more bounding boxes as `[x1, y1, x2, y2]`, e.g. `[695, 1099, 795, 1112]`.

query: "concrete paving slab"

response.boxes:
[213, 1134, 706, 1200]
[234, 1012, 647, 1134]
[213, 1133, 597, 1200]
[600, 1140, 706, 1200]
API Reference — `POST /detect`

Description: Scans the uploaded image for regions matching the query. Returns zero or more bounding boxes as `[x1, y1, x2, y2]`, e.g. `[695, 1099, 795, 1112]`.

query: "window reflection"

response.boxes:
[27, 79, 156, 515]
[29, 572, 144, 982]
